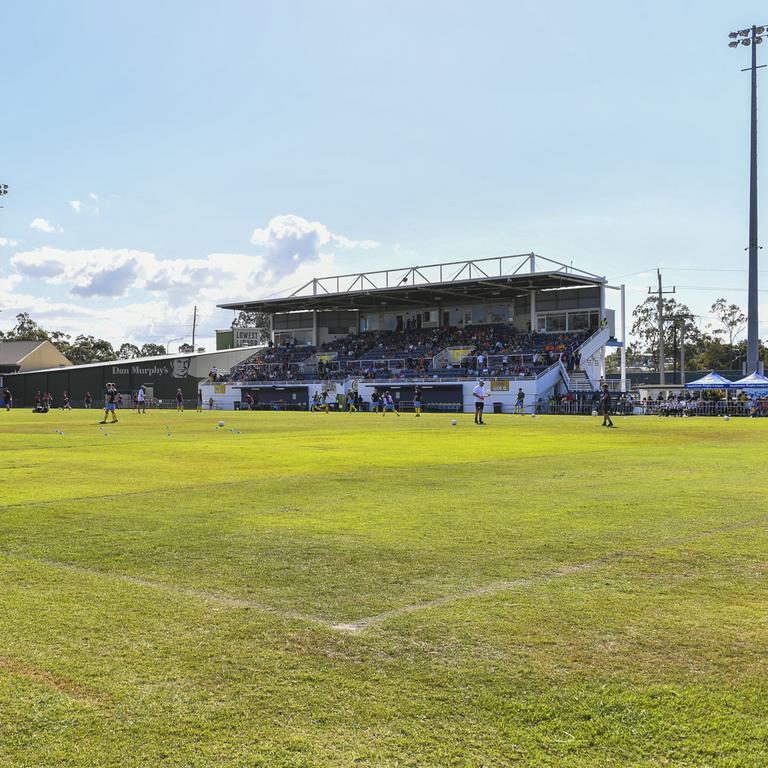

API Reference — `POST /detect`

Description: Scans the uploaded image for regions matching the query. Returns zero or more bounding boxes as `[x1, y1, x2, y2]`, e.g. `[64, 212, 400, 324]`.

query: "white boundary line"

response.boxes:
[2, 513, 766, 634]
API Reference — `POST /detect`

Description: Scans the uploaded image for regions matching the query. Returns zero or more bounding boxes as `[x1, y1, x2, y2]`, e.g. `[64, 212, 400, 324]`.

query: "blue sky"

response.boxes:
[1, 1, 768, 348]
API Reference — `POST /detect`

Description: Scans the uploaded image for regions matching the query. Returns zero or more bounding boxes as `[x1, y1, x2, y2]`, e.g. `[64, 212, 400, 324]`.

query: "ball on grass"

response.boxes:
[451, 419, 458, 426]
[723, 415, 730, 422]
[591, 410, 599, 417]
[218, 420, 225, 427]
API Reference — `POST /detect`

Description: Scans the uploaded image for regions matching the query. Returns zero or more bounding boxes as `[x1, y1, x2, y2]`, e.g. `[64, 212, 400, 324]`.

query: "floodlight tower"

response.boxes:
[729, 25, 767, 373]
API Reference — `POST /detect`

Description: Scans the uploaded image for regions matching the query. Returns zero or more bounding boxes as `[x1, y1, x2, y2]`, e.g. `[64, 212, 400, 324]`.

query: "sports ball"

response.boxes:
[531, 414, 536, 418]
[451, 419, 458, 426]
[591, 410, 598, 417]
[723, 415, 730, 422]
[218, 420, 225, 427]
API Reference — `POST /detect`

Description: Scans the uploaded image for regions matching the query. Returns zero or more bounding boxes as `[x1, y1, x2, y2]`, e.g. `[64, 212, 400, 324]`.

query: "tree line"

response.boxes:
[623, 296, 765, 372]
[0, 313, 167, 365]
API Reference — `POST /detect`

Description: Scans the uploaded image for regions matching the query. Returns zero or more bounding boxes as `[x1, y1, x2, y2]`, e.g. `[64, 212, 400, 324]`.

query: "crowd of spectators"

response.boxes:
[642, 390, 768, 417]
[227, 325, 589, 383]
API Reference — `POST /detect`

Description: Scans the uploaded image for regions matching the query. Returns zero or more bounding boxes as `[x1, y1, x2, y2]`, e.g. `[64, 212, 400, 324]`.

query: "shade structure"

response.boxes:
[731, 371, 768, 389]
[683, 371, 733, 389]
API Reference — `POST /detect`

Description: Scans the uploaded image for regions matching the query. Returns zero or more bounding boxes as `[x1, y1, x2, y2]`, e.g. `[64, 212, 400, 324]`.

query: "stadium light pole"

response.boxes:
[166, 337, 184, 354]
[729, 24, 767, 373]
[606, 283, 627, 391]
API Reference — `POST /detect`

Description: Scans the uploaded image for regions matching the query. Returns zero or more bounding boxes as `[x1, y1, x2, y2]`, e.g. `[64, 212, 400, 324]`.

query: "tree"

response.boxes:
[232, 310, 270, 333]
[0, 312, 51, 341]
[178, 343, 195, 353]
[140, 343, 166, 357]
[117, 343, 141, 359]
[629, 297, 703, 370]
[65, 335, 115, 365]
[710, 298, 747, 347]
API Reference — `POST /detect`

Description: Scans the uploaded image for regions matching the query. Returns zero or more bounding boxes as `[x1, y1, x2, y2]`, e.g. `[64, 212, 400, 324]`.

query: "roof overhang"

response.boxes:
[219, 270, 604, 315]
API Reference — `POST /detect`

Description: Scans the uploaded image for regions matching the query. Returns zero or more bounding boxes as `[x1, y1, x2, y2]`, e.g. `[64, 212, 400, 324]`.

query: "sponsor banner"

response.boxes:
[214, 384, 226, 394]
[449, 347, 472, 363]
[490, 379, 509, 392]
[233, 327, 266, 347]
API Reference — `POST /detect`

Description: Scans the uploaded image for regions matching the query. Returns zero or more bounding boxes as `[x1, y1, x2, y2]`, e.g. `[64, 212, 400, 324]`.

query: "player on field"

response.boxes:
[137, 385, 147, 414]
[100, 383, 119, 424]
[2, 388, 12, 411]
[472, 380, 487, 424]
[84, 391, 92, 409]
[196, 389, 203, 412]
[413, 385, 423, 417]
[382, 390, 399, 417]
[175, 389, 184, 412]
[514, 387, 525, 415]
[600, 384, 615, 428]
[62, 390, 71, 410]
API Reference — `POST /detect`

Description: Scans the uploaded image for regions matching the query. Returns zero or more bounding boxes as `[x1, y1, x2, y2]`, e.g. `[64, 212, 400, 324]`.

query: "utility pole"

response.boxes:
[191, 305, 197, 350]
[728, 24, 767, 373]
[648, 269, 675, 385]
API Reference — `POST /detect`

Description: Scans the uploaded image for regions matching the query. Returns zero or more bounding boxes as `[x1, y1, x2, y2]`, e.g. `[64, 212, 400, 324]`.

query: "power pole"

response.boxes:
[728, 24, 767, 372]
[191, 305, 198, 350]
[648, 269, 675, 385]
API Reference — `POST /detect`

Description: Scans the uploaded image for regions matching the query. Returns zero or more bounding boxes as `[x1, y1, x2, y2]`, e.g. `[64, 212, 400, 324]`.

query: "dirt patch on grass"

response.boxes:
[0, 655, 109, 705]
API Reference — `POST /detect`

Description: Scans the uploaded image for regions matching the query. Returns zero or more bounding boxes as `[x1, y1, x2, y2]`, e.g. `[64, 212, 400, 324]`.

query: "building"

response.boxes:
[209, 253, 624, 412]
[3, 346, 261, 407]
[0, 340, 72, 375]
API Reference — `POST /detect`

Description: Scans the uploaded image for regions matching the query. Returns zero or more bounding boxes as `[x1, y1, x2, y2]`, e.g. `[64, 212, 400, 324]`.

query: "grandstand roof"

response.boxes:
[219, 253, 605, 314]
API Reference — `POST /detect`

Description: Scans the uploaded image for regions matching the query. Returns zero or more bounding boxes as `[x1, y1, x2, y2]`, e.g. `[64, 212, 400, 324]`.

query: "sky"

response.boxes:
[2, 0, 768, 351]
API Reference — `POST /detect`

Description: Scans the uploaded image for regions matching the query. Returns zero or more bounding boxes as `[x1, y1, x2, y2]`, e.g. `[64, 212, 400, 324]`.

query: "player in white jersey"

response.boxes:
[472, 380, 487, 425]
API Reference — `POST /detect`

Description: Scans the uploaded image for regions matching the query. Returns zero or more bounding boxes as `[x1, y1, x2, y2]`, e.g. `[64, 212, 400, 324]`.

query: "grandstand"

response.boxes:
[207, 253, 619, 412]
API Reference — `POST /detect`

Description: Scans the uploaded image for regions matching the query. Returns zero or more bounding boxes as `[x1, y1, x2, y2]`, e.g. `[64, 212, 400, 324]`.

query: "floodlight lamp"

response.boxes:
[742, 38, 751, 45]
[757, 26, 766, 34]
[729, 31, 739, 38]
[729, 41, 739, 48]
[757, 36, 764, 44]
[739, 29, 750, 36]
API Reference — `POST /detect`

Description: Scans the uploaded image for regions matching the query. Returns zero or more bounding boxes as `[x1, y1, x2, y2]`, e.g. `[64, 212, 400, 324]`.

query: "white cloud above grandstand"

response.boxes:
[1, 214, 377, 346]
[250, 214, 379, 279]
[30, 217, 62, 233]
[0, 236, 19, 247]
[69, 200, 81, 213]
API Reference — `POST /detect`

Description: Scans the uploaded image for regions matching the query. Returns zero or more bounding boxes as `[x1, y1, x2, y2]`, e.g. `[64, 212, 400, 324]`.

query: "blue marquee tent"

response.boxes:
[684, 371, 732, 389]
[731, 371, 768, 389]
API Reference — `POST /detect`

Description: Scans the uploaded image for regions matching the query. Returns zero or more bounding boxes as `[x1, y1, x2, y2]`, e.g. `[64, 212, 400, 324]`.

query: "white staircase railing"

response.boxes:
[574, 326, 610, 388]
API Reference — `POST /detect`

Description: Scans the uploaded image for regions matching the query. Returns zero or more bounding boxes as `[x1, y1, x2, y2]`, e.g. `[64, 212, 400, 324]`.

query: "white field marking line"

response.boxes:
[332, 513, 768, 633]
[0, 552, 332, 629]
[2, 513, 767, 635]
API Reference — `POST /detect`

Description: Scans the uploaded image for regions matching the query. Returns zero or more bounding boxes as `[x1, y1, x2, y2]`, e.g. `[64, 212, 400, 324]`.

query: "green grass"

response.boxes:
[1, 408, 767, 767]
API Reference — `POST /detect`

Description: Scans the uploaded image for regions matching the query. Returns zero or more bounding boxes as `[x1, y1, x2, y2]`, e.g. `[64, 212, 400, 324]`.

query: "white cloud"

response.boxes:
[0, 236, 19, 247]
[89, 192, 98, 201]
[30, 218, 62, 233]
[69, 200, 82, 213]
[250, 214, 379, 280]
[3, 213, 379, 345]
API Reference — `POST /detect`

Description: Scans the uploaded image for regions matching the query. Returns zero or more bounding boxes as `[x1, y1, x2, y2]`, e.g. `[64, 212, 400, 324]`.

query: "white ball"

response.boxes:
[531, 414, 536, 418]
[591, 410, 598, 417]
[451, 419, 458, 426]
[723, 415, 730, 422]
[218, 420, 225, 427]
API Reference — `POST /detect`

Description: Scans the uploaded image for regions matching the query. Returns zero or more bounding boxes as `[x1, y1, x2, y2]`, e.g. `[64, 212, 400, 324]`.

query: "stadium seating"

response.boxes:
[227, 326, 589, 383]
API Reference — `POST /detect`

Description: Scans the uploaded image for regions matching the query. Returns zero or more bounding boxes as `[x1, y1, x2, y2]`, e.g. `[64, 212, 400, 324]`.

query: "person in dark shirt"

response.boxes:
[2, 388, 12, 411]
[600, 384, 615, 428]
[176, 389, 184, 412]
[84, 391, 92, 409]
[62, 391, 71, 411]
[413, 386, 423, 417]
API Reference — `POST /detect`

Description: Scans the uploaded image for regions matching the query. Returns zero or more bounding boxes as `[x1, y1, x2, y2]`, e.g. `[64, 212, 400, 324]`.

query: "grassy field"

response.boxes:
[1, 407, 767, 767]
